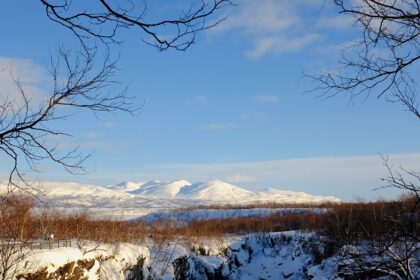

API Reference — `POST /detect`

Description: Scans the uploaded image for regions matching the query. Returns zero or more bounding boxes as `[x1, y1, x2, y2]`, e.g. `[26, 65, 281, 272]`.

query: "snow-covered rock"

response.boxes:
[9, 242, 149, 280]
[13, 231, 410, 280]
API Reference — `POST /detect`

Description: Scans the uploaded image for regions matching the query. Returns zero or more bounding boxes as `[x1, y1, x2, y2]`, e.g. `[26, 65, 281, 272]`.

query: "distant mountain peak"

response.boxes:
[0, 179, 340, 219]
[176, 180, 254, 201]
[129, 179, 192, 198]
[107, 181, 143, 191]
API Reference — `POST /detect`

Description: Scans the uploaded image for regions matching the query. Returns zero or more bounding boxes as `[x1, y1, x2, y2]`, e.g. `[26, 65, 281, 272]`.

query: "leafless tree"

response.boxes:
[381, 156, 420, 200]
[39, 0, 231, 51]
[337, 206, 419, 279]
[311, 0, 420, 118]
[339, 238, 419, 279]
[0, 196, 33, 280]
[311, 2, 420, 277]
[0, 49, 137, 192]
[336, 159, 420, 279]
[379, 156, 419, 246]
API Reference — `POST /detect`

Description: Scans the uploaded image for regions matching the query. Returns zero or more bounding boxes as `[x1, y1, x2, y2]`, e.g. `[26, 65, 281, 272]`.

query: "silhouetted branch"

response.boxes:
[0, 48, 139, 193]
[39, 0, 231, 51]
[309, 0, 420, 118]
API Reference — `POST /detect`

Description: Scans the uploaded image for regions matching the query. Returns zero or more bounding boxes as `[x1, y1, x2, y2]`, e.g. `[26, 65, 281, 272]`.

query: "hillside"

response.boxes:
[0, 180, 339, 219]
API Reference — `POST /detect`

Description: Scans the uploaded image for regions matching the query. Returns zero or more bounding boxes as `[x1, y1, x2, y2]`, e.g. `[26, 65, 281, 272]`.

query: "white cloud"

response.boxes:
[0, 57, 48, 111]
[214, 0, 299, 35]
[202, 122, 235, 130]
[92, 153, 420, 200]
[224, 173, 257, 183]
[24, 153, 420, 201]
[317, 15, 354, 29]
[0, 57, 44, 83]
[315, 40, 360, 57]
[211, 0, 322, 58]
[245, 33, 320, 59]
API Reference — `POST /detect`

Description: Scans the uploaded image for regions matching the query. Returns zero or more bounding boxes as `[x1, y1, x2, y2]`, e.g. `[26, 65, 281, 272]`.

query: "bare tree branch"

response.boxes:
[309, 0, 420, 118]
[39, 0, 232, 52]
[0, 48, 139, 193]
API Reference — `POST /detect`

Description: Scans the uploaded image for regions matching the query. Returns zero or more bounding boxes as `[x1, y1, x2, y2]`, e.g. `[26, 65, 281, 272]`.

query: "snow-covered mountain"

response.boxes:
[105, 181, 144, 192]
[128, 179, 191, 198]
[176, 180, 254, 201]
[0, 179, 340, 219]
[105, 179, 339, 203]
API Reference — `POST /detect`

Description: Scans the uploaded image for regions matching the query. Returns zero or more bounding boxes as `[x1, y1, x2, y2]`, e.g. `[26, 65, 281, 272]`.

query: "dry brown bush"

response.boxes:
[0, 196, 34, 280]
[0, 198, 148, 245]
[322, 194, 419, 246]
[176, 212, 324, 238]
[1, 195, 417, 248]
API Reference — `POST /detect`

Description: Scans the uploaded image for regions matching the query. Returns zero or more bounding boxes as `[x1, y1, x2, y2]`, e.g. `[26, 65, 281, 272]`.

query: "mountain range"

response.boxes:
[0, 179, 340, 219]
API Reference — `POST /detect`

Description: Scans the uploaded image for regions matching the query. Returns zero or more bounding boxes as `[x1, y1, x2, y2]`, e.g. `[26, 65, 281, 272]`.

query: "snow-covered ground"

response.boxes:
[6, 241, 149, 280]
[0, 180, 339, 219]
[7, 232, 341, 280]
[6, 231, 418, 279]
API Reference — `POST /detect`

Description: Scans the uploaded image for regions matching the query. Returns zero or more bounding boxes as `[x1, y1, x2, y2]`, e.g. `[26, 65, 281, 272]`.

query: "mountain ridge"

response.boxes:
[0, 179, 340, 219]
[104, 179, 340, 203]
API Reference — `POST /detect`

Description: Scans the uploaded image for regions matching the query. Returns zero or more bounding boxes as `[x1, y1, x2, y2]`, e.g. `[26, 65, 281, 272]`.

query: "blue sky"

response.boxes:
[1, 0, 419, 200]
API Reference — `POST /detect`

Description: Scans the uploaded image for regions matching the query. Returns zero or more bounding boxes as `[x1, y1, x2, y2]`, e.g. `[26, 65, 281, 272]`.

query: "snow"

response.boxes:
[129, 180, 191, 198]
[14, 242, 150, 280]
[138, 231, 344, 279]
[177, 180, 254, 201]
[6, 231, 413, 279]
[98, 243, 150, 280]
[256, 188, 340, 204]
[0, 179, 339, 219]
[24, 247, 85, 273]
[105, 181, 145, 192]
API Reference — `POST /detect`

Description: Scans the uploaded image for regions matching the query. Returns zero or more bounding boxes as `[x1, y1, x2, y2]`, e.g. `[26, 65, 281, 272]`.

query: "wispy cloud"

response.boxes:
[256, 94, 279, 103]
[317, 15, 354, 29]
[214, 0, 299, 35]
[0, 57, 47, 107]
[89, 153, 420, 200]
[211, 0, 321, 58]
[202, 122, 235, 130]
[224, 173, 257, 183]
[246, 34, 320, 59]
[24, 153, 420, 200]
